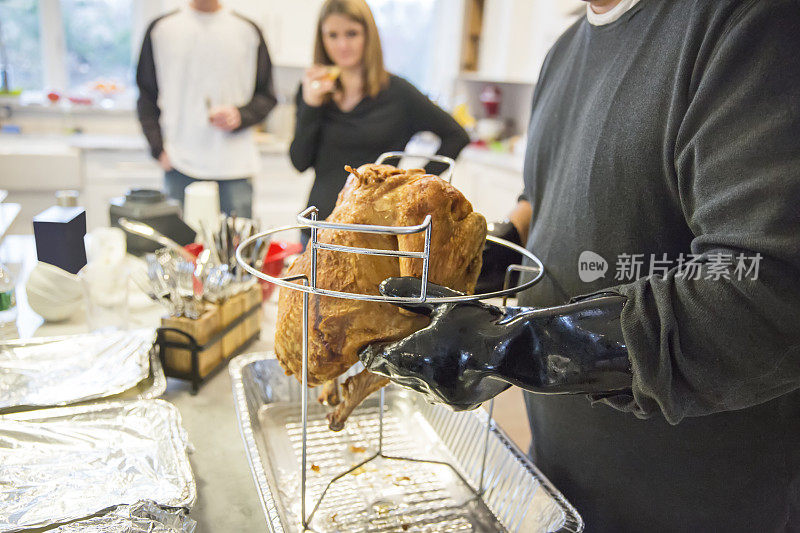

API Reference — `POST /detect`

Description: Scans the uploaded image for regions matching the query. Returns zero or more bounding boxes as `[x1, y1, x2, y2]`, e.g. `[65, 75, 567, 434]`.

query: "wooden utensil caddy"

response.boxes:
[156, 285, 262, 392]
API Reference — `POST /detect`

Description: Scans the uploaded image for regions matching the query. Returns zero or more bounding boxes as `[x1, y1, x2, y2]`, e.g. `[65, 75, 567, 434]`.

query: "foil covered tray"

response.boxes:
[49, 501, 196, 533]
[230, 353, 584, 533]
[0, 400, 196, 532]
[0, 329, 161, 413]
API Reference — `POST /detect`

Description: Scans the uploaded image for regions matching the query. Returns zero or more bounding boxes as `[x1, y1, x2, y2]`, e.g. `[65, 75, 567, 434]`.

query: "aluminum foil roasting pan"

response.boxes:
[230, 353, 584, 532]
[49, 501, 196, 533]
[0, 400, 196, 532]
[0, 329, 163, 413]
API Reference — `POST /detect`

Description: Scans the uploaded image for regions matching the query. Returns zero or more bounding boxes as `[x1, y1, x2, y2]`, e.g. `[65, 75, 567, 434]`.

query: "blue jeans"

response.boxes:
[164, 169, 253, 218]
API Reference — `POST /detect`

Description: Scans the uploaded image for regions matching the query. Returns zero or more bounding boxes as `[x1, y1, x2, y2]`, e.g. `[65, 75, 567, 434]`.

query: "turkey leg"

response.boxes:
[327, 369, 389, 431]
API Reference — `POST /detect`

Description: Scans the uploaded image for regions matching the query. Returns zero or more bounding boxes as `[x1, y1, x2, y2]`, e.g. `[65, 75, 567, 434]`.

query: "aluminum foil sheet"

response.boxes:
[230, 353, 584, 533]
[101, 348, 167, 403]
[51, 501, 196, 533]
[0, 400, 196, 532]
[0, 328, 155, 411]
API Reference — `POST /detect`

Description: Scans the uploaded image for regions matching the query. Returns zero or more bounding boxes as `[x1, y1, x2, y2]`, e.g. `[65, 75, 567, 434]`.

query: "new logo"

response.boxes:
[578, 251, 608, 283]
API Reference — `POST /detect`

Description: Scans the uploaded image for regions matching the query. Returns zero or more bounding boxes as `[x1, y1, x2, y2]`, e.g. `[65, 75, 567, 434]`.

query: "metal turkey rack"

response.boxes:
[235, 152, 547, 531]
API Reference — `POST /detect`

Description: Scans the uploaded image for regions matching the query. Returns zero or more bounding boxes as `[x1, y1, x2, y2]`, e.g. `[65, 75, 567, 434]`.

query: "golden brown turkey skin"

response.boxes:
[274, 164, 486, 428]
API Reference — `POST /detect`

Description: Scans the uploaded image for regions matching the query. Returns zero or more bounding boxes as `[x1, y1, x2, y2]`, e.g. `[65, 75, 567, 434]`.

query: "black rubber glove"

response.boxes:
[360, 277, 632, 410]
[474, 220, 523, 294]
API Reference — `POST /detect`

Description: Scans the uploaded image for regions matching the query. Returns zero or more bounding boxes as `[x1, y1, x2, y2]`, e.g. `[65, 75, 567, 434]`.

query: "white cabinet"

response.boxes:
[0, 138, 82, 234]
[454, 149, 524, 222]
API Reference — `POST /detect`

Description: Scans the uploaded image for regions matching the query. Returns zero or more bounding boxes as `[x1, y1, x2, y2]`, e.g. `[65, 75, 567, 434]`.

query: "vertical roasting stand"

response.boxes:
[236, 152, 545, 530]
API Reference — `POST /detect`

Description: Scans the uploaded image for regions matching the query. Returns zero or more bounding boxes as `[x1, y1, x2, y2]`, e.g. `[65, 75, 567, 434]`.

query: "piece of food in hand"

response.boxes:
[324, 66, 341, 81]
[275, 164, 487, 431]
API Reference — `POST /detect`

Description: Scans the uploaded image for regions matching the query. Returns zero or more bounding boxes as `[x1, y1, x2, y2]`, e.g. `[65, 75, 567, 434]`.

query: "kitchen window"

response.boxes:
[0, 0, 134, 97]
[0, 0, 45, 91]
[1, 0, 463, 108]
[61, 0, 133, 90]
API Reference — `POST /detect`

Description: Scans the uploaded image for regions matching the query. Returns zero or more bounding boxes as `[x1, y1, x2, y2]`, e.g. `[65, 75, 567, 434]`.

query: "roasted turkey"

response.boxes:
[275, 164, 487, 430]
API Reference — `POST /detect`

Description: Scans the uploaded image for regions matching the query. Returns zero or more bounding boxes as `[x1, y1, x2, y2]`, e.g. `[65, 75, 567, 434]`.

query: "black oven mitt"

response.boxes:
[474, 220, 524, 294]
[359, 277, 632, 410]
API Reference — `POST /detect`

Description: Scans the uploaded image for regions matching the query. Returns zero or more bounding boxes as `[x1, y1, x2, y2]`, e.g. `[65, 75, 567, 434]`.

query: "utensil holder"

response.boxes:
[157, 284, 262, 393]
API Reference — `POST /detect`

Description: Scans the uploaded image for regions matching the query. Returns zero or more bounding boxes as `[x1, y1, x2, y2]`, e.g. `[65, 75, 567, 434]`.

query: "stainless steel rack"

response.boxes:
[236, 152, 545, 531]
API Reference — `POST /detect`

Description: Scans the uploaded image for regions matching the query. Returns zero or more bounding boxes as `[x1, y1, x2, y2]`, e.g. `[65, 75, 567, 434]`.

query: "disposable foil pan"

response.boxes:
[0, 400, 196, 532]
[0, 329, 159, 412]
[50, 501, 196, 533]
[230, 353, 584, 533]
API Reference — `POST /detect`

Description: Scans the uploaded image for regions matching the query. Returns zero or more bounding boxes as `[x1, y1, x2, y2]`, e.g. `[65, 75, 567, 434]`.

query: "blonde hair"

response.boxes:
[314, 0, 389, 98]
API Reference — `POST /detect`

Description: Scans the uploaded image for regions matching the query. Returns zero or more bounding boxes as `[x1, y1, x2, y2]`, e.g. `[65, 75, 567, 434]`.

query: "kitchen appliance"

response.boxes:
[109, 189, 195, 256]
[480, 84, 502, 117]
[476, 84, 507, 142]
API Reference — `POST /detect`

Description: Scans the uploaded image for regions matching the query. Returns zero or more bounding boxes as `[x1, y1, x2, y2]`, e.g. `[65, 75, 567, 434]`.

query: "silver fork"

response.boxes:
[131, 267, 173, 313]
[155, 249, 184, 317]
[175, 260, 200, 319]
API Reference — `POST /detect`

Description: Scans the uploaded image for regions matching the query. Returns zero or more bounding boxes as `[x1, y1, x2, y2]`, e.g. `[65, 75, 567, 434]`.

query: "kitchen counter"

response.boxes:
[5, 233, 532, 531]
[0, 133, 294, 235]
[5, 235, 268, 532]
[0, 132, 290, 155]
[459, 144, 525, 173]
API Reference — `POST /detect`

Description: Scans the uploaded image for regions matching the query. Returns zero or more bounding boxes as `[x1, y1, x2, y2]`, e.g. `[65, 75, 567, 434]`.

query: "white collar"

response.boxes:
[586, 0, 642, 26]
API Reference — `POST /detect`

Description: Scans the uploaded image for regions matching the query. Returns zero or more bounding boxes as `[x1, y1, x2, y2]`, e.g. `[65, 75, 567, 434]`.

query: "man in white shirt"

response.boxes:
[136, 0, 276, 217]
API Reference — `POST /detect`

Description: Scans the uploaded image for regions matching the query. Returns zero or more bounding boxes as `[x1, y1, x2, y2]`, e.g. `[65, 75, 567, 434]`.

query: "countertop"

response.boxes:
[4, 235, 268, 532]
[0, 132, 289, 155]
[0, 133, 522, 169]
[4, 233, 531, 532]
[459, 145, 525, 173]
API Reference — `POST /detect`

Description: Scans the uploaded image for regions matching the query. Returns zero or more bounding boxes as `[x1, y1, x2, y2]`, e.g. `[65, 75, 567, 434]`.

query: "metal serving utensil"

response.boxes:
[118, 218, 196, 262]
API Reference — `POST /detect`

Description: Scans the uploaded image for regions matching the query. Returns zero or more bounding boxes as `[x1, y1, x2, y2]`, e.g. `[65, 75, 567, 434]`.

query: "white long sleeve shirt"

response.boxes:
[136, 7, 275, 179]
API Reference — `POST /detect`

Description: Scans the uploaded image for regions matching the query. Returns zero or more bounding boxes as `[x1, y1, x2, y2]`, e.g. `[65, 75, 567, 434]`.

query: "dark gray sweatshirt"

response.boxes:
[518, 0, 800, 530]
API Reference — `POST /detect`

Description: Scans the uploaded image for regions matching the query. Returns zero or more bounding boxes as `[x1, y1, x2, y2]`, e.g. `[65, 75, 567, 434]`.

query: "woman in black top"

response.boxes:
[289, 0, 470, 233]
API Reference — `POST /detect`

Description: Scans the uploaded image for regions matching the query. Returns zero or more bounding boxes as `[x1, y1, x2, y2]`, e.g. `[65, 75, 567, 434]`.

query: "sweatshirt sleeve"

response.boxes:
[401, 78, 470, 175]
[236, 24, 277, 130]
[603, 0, 800, 425]
[136, 20, 163, 160]
[289, 86, 325, 172]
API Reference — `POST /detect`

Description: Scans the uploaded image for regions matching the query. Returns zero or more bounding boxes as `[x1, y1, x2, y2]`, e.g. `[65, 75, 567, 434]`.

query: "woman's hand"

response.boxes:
[302, 64, 337, 107]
